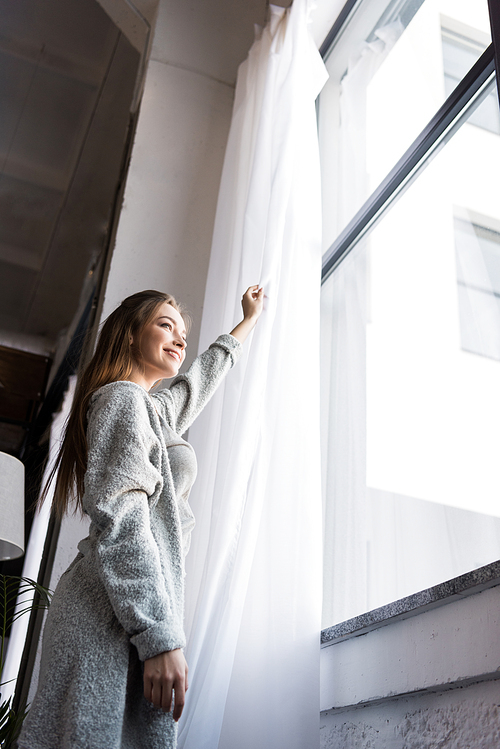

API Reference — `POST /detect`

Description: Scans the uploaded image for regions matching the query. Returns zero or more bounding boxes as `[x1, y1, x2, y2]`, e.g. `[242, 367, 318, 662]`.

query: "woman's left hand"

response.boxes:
[230, 285, 264, 344]
[241, 285, 264, 322]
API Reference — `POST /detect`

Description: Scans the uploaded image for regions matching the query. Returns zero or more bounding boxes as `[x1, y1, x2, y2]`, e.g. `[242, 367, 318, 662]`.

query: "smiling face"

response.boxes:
[130, 301, 187, 389]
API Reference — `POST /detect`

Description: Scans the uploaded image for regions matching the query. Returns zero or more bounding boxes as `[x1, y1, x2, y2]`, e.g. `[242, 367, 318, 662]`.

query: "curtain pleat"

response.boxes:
[178, 4, 327, 748]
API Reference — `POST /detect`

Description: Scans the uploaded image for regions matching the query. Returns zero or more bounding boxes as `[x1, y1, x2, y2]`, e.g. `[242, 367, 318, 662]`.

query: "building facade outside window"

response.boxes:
[455, 212, 500, 360]
[318, 0, 500, 629]
[442, 25, 500, 133]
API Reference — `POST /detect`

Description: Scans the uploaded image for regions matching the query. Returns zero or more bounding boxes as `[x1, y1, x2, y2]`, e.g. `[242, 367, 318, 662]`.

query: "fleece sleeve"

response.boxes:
[151, 333, 242, 436]
[84, 384, 186, 660]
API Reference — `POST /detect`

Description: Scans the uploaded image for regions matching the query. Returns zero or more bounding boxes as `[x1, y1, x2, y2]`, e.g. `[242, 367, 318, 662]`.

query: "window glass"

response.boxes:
[455, 216, 500, 359]
[320, 78, 500, 628]
[443, 33, 500, 134]
[318, 0, 493, 252]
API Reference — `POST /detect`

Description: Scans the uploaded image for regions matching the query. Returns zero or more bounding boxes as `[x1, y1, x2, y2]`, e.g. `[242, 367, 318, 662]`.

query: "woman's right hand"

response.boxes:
[143, 648, 188, 720]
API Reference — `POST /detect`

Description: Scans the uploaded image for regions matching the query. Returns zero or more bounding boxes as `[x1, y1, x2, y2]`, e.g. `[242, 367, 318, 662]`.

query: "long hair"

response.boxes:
[43, 290, 188, 520]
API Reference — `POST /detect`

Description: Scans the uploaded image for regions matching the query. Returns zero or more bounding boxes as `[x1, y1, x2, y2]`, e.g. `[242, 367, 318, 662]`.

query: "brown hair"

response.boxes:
[43, 290, 188, 520]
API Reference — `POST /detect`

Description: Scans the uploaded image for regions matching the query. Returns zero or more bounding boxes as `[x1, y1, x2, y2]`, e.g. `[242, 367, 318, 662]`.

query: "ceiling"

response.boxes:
[0, 0, 140, 349]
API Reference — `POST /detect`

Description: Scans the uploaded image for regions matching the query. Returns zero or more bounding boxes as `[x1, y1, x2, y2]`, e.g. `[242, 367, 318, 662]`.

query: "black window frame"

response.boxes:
[319, 0, 500, 282]
[318, 0, 500, 635]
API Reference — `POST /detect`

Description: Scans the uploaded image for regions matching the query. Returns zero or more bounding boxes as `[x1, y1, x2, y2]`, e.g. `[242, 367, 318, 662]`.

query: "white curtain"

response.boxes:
[178, 3, 327, 748]
[320, 244, 368, 627]
[338, 20, 403, 229]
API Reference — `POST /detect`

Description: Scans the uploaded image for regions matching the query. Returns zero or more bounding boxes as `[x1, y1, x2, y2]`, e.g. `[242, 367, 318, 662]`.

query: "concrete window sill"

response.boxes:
[321, 559, 500, 647]
[320, 560, 500, 713]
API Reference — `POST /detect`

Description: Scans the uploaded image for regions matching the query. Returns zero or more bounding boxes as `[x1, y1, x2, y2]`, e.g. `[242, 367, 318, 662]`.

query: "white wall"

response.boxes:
[100, 0, 265, 367]
[320, 580, 500, 748]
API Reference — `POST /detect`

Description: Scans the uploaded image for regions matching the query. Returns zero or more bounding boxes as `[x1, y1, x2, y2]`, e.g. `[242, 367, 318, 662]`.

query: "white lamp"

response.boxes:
[0, 451, 25, 560]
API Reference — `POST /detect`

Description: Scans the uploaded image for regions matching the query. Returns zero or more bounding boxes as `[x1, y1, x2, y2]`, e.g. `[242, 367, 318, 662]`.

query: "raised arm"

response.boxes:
[152, 286, 264, 435]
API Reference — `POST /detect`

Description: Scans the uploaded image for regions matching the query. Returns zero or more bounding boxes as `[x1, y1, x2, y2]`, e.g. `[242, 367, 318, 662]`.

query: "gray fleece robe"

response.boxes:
[18, 334, 241, 749]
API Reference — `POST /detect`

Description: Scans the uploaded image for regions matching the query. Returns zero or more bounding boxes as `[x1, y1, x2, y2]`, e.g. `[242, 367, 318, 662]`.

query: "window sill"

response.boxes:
[321, 559, 500, 648]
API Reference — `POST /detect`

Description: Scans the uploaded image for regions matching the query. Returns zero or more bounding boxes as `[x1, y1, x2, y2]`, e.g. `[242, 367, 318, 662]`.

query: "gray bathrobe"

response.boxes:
[18, 334, 241, 749]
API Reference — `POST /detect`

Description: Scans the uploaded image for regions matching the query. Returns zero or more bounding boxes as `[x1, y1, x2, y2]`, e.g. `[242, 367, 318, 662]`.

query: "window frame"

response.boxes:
[318, 0, 500, 632]
[320, 0, 500, 283]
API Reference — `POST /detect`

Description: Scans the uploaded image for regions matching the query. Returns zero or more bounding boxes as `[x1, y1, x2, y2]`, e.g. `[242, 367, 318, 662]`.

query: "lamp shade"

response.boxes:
[0, 451, 25, 560]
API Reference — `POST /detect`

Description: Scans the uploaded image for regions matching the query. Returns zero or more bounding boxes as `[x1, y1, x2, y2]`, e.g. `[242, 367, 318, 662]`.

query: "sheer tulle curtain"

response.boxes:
[337, 21, 403, 227]
[320, 245, 368, 628]
[178, 4, 327, 749]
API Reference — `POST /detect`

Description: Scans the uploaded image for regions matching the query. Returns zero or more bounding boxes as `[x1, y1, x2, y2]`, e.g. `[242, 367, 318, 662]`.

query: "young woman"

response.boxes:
[18, 285, 264, 749]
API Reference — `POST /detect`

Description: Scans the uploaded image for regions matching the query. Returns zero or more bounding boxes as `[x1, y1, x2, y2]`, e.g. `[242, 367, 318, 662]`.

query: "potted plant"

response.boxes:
[0, 575, 51, 749]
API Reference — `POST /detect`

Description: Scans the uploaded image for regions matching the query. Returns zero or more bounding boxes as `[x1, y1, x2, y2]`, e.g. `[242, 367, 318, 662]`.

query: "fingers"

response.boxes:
[145, 676, 176, 715]
[172, 676, 186, 722]
[241, 284, 265, 326]
[251, 287, 264, 300]
[143, 674, 152, 704]
[162, 679, 175, 714]
[143, 650, 187, 721]
[157, 680, 172, 713]
[242, 285, 262, 302]
[144, 668, 168, 711]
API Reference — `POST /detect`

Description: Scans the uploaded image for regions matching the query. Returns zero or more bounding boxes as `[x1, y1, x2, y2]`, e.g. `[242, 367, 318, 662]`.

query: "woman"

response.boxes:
[18, 285, 264, 749]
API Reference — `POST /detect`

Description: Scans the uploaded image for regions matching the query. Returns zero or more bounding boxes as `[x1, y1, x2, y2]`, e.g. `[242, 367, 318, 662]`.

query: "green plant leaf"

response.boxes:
[0, 573, 52, 740]
[0, 696, 29, 748]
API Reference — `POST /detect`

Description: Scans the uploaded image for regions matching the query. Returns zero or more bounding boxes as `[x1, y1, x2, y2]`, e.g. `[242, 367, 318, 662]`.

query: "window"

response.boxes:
[319, 0, 500, 628]
[443, 26, 500, 133]
[319, 0, 492, 249]
[455, 212, 500, 360]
